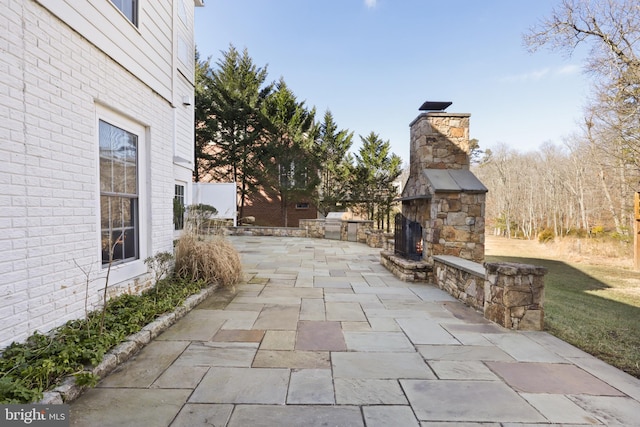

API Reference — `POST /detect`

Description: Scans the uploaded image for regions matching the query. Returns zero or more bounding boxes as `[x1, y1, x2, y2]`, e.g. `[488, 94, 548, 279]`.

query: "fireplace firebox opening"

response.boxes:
[394, 213, 424, 261]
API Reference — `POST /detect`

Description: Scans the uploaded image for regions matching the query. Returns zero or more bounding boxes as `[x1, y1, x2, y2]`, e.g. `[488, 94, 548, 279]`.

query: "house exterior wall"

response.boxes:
[241, 188, 317, 228]
[0, 0, 199, 349]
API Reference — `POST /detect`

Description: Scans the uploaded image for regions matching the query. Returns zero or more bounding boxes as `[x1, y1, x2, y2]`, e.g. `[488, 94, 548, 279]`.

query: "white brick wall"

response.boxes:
[0, 1, 187, 348]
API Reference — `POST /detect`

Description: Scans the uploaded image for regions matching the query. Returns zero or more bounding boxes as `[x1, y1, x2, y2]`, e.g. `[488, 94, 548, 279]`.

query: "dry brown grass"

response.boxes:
[551, 236, 632, 267]
[174, 233, 242, 288]
[486, 235, 633, 268]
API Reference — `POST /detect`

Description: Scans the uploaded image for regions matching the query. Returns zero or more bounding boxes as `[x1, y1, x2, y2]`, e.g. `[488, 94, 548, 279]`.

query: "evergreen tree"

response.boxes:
[350, 132, 402, 230]
[194, 49, 216, 183]
[195, 45, 272, 218]
[263, 79, 318, 227]
[314, 110, 353, 216]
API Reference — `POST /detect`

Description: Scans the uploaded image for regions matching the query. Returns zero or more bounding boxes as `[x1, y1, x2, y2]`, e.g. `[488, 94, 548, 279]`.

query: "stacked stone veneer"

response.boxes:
[432, 256, 547, 331]
[484, 262, 547, 330]
[226, 220, 374, 244]
[381, 252, 432, 282]
[365, 230, 394, 249]
[402, 112, 486, 263]
[433, 256, 484, 309]
[408, 113, 470, 173]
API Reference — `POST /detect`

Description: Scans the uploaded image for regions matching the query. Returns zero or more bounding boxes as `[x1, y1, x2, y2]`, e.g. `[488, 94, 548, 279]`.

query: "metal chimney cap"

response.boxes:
[419, 101, 452, 111]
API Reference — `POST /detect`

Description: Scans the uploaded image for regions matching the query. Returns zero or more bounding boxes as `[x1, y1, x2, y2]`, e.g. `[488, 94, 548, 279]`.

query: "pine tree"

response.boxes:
[262, 79, 318, 227]
[195, 45, 273, 218]
[314, 110, 353, 215]
[350, 132, 402, 230]
[194, 49, 216, 183]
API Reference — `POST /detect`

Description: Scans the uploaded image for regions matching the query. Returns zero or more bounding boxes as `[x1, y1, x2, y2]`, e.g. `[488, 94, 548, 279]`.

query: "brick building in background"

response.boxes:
[240, 189, 318, 228]
[0, 0, 203, 348]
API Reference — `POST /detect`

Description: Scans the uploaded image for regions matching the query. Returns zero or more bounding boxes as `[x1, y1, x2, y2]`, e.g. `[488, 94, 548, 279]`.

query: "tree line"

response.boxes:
[474, 0, 639, 242]
[194, 45, 402, 229]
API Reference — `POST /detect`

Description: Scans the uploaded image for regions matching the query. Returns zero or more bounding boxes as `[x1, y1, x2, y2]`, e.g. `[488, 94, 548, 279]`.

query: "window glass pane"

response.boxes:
[101, 231, 111, 264]
[111, 197, 124, 229]
[100, 196, 111, 228]
[99, 157, 113, 192]
[110, 0, 137, 25]
[122, 228, 137, 260]
[112, 161, 126, 193]
[111, 129, 135, 161]
[125, 163, 137, 194]
[122, 197, 136, 227]
[174, 184, 185, 230]
[99, 120, 113, 153]
[111, 230, 125, 262]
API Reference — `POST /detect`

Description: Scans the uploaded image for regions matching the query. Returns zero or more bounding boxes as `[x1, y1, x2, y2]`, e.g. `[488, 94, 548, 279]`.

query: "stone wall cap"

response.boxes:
[483, 262, 548, 276]
[433, 255, 485, 277]
[409, 112, 471, 127]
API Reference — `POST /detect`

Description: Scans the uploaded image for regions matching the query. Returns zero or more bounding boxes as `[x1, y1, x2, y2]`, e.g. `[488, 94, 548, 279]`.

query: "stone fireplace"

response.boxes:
[381, 102, 546, 331]
[399, 101, 487, 264]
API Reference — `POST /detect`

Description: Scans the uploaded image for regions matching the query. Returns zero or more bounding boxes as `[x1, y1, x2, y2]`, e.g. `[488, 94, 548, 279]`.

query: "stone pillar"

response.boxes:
[483, 262, 547, 331]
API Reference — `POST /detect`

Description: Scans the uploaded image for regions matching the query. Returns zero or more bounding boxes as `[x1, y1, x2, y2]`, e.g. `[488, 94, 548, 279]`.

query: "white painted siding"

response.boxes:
[175, 73, 195, 164]
[176, 0, 196, 80]
[0, 0, 199, 348]
[35, 0, 174, 102]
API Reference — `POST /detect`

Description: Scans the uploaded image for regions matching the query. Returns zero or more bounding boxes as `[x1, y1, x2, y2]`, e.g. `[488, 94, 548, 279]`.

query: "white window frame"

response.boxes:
[174, 183, 186, 230]
[96, 106, 148, 285]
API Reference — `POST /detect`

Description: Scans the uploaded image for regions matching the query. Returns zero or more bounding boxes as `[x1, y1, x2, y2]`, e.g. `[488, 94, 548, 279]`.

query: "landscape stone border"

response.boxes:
[37, 284, 234, 404]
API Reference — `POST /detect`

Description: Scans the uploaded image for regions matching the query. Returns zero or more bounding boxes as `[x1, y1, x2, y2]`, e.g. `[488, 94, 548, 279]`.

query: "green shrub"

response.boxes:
[0, 275, 207, 404]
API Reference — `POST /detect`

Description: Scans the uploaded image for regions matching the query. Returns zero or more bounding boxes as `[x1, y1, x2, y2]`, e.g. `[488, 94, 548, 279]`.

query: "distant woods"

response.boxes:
[194, 45, 402, 229]
[475, 0, 639, 241]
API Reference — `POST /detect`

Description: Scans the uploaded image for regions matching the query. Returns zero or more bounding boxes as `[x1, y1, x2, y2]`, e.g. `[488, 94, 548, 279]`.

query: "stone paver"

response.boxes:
[287, 369, 334, 404]
[70, 389, 191, 427]
[362, 406, 420, 427]
[396, 317, 460, 345]
[69, 236, 640, 426]
[343, 331, 414, 352]
[401, 380, 546, 423]
[172, 341, 257, 367]
[171, 404, 234, 427]
[189, 367, 289, 404]
[332, 352, 435, 379]
[260, 330, 296, 350]
[97, 340, 189, 388]
[486, 361, 625, 395]
[295, 320, 346, 351]
[334, 378, 407, 404]
[227, 405, 364, 427]
[252, 349, 330, 369]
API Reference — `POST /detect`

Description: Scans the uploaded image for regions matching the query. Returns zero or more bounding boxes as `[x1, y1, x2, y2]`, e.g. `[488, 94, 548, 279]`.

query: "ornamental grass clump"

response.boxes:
[174, 234, 242, 287]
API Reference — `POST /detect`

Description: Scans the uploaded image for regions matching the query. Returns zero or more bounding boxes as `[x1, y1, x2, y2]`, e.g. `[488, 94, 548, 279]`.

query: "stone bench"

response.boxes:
[432, 256, 547, 331]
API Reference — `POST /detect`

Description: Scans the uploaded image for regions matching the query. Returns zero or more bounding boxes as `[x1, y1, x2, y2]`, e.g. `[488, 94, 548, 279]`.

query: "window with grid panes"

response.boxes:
[99, 120, 139, 265]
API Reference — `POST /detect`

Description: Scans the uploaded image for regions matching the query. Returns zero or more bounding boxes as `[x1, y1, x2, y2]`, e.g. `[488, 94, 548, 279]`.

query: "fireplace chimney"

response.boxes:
[399, 101, 487, 263]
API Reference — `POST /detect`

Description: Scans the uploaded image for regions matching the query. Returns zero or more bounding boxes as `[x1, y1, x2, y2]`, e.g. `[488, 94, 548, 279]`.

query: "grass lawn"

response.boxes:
[485, 236, 640, 379]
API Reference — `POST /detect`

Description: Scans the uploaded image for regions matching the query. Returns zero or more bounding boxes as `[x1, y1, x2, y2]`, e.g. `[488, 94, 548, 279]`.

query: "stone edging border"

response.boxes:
[37, 285, 219, 405]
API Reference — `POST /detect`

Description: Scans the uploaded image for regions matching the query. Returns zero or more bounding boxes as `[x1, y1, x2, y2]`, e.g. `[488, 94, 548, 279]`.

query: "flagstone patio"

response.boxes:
[69, 236, 640, 426]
